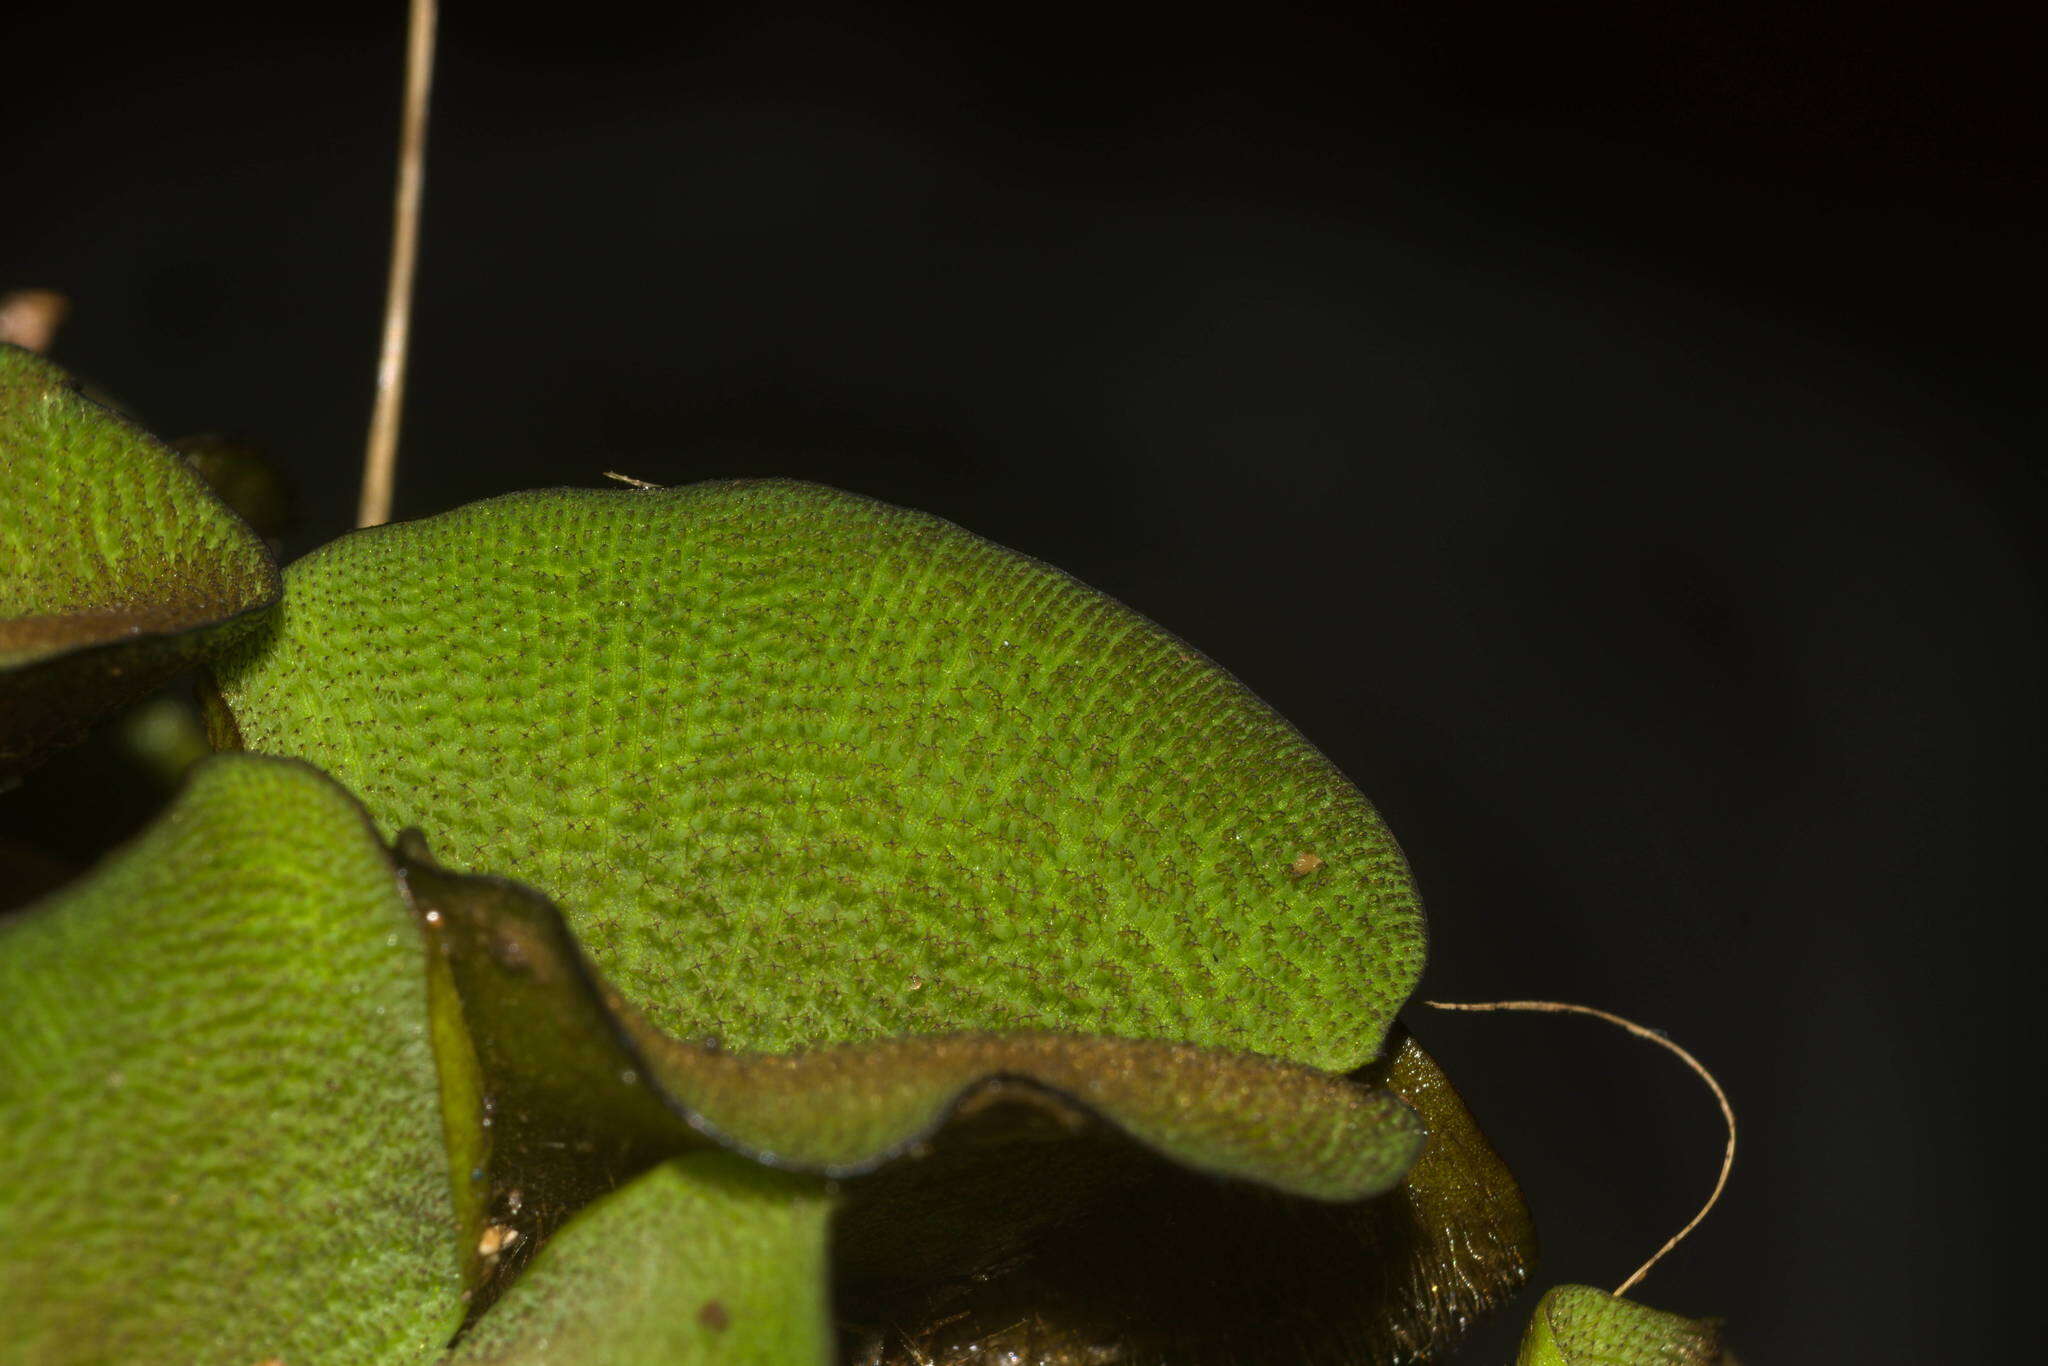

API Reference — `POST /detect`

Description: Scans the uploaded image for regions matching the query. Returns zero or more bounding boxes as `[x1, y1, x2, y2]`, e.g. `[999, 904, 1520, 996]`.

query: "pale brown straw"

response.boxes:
[0, 290, 69, 354]
[358, 0, 437, 529]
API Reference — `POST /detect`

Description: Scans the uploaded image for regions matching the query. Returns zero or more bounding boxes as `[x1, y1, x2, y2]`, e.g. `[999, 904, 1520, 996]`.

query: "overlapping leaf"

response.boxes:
[446, 1154, 836, 1366]
[0, 346, 278, 777]
[198, 479, 1531, 1359]
[400, 838, 1529, 1363]
[404, 831, 1421, 1196]
[0, 756, 462, 1364]
[213, 480, 1425, 1070]
[835, 1024, 1535, 1366]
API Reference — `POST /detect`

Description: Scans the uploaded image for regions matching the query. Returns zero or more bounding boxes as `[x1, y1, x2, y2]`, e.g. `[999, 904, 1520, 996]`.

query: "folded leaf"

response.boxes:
[400, 839, 1522, 1363]
[212, 481, 1425, 1069]
[842, 1025, 1535, 1366]
[1345, 1024, 1540, 1363]
[0, 755, 463, 1364]
[0, 346, 279, 777]
[403, 836, 1420, 1198]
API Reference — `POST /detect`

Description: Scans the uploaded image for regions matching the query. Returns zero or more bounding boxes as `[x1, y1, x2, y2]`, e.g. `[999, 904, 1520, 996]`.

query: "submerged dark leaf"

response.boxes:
[173, 432, 295, 542]
[840, 1024, 1534, 1366]
[0, 346, 278, 778]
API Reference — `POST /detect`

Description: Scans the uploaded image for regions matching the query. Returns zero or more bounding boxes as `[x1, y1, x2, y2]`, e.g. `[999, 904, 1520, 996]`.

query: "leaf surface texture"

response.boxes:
[0, 756, 463, 1364]
[1, 347, 278, 775]
[217, 481, 1423, 1070]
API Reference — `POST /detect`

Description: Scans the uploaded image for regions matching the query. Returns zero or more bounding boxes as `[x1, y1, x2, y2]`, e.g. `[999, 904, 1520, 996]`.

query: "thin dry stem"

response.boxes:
[1422, 997, 1735, 1299]
[0, 290, 69, 354]
[603, 471, 665, 489]
[357, 0, 438, 529]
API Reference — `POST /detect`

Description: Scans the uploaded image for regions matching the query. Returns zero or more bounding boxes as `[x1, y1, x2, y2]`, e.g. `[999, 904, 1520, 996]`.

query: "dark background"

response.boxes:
[3, 2, 2038, 1359]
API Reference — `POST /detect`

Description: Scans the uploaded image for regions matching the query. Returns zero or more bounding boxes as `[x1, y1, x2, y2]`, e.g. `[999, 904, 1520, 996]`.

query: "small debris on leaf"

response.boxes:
[478, 1224, 522, 1258]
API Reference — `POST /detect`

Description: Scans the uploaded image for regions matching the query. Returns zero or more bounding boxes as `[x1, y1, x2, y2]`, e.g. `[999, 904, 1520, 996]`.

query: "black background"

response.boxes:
[2, 3, 2039, 1360]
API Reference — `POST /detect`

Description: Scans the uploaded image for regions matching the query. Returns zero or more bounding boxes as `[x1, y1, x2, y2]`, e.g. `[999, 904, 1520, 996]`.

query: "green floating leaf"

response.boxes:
[403, 845, 1521, 1364]
[1516, 1285, 1725, 1365]
[446, 1153, 835, 1366]
[0, 346, 278, 777]
[214, 480, 1424, 1071]
[0, 755, 463, 1364]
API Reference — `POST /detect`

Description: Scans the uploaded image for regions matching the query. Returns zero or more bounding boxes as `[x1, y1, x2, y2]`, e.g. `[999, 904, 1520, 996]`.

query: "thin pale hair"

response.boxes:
[1424, 997, 1736, 1298]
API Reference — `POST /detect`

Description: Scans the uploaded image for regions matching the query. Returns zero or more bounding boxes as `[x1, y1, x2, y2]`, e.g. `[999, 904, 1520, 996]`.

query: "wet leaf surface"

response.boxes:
[0, 756, 463, 1364]
[0, 346, 278, 777]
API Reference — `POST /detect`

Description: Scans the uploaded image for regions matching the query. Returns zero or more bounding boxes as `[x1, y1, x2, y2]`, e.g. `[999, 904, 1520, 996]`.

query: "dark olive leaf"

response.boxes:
[0, 755, 463, 1363]
[398, 834, 707, 1317]
[115, 691, 214, 787]
[0, 833, 74, 912]
[0, 688, 208, 919]
[213, 480, 1425, 1072]
[833, 1020, 1534, 1366]
[0, 346, 278, 778]
[1342, 1022, 1541, 1363]
[173, 432, 295, 542]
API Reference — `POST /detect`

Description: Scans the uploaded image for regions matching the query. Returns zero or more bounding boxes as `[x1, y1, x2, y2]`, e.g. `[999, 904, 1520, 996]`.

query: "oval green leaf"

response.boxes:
[447, 1153, 835, 1366]
[0, 346, 279, 777]
[0, 755, 463, 1364]
[1516, 1285, 1726, 1365]
[214, 480, 1424, 1070]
